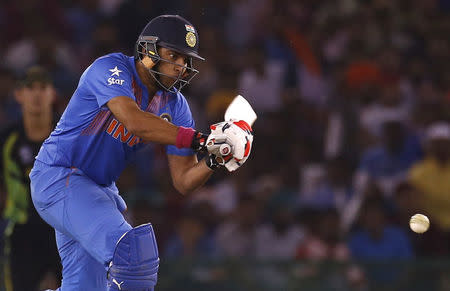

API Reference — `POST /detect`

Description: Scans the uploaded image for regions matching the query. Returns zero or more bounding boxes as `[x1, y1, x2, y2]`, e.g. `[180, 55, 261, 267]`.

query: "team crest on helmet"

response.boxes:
[186, 32, 196, 47]
[160, 113, 172, 122]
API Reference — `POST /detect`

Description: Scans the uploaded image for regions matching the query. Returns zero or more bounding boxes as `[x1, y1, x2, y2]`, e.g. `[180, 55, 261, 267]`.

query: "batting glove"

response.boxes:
[190, 131, 209, 152]
[206, 120, 254, 172]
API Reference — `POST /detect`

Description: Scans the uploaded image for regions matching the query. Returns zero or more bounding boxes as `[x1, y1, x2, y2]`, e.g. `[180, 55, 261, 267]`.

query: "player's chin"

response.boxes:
[160, 77, 178, 89]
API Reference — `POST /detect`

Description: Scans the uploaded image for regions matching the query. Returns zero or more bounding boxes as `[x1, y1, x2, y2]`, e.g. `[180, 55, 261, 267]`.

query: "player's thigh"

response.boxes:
[63, 173, 132, 265]
[56, 231, 108, 291]
[31, 165, 131, 267]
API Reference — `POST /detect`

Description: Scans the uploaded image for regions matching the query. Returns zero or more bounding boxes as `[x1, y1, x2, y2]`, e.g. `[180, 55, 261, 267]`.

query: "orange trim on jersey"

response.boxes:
[132, 78, 143, 106]
[66, 167, 78, 186]
[81, 110, 111, 135]
[92, 111, 110, 134]
[81, 111, 102, 135]
[146, 91, 169, 114]
[98, 111, 112, 133]
[89, 111, 105, 134]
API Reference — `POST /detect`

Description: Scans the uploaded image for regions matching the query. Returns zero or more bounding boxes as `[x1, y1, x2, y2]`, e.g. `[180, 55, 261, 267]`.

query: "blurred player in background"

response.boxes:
[29, 15, 253, 291]
[0, 67, 60, 291]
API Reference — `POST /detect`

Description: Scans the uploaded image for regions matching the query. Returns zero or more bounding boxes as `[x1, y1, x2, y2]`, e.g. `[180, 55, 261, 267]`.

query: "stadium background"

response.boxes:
[0, 0, 449, 290]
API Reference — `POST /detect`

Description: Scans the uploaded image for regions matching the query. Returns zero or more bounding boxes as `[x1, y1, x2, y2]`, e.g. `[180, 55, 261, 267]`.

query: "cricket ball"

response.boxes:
[409, 214, 430, 234]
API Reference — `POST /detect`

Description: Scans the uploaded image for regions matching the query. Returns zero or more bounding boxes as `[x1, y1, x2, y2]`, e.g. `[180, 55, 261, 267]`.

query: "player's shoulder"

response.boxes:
[88, 53, 133, 76]
[80, 53, 135, 87]
[170, 91, 194, 114]
[96, 52, 130, 64]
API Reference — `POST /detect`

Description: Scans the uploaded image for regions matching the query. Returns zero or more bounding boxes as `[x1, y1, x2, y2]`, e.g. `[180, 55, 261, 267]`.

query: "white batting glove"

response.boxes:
[205, 122, 232, 156]
[223, 120, 253, 172]
[205, 120, 253, 172]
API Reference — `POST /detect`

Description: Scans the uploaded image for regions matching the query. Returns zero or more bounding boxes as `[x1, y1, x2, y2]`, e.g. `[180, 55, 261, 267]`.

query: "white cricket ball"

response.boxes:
[409, 214, 430, 234]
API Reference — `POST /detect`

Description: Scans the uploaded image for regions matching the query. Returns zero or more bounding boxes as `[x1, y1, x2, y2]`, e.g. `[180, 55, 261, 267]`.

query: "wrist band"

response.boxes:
[175, 126, 195, 149]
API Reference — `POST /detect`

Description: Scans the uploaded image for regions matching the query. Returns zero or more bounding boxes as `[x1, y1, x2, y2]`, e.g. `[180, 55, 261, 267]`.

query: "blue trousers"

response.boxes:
[30, 161, 132, 291]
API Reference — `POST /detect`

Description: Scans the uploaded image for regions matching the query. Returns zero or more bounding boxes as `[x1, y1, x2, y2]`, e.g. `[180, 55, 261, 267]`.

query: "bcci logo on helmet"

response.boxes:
[186, 32, 196, 47]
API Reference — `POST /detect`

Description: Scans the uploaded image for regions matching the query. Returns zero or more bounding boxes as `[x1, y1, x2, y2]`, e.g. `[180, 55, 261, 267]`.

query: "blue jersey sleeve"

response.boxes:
[81, 55, 135, 107]
[166, 93, 196, 156]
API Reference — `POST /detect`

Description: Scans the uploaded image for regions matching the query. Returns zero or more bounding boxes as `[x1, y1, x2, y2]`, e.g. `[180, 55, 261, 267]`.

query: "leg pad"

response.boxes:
[107, 223, 159, 290]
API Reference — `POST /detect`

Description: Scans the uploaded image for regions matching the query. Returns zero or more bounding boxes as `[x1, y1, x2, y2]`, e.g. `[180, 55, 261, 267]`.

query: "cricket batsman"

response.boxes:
[29, 15, 253, 290]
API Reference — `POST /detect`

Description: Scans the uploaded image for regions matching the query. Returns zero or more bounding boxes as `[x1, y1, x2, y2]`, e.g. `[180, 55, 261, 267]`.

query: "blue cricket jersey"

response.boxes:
[36, 53, 195, 186]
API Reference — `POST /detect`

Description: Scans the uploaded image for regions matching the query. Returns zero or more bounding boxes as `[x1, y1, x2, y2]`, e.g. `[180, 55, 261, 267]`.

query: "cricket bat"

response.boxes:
[224, 95, 257, 126]
[219, 95, 257, 156]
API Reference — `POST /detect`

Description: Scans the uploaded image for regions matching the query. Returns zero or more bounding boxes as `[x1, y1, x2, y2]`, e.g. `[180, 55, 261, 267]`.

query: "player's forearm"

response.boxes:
[128, 111, 179, 145]
[172, 159, 213, 195]
[108, 96, 180, 145]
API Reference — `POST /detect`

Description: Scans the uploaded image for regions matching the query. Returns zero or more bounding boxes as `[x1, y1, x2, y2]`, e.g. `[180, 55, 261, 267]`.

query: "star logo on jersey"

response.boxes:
[109, 66, 122, 77]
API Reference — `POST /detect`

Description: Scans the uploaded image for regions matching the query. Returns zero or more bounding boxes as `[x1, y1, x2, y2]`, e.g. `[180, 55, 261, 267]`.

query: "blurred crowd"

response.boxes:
[0, 0, 449, 289]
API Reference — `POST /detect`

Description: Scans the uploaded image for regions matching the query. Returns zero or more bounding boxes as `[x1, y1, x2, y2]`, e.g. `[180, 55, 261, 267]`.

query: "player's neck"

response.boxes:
[136, 60, 159, 97]
[23, 111, 53, 142]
